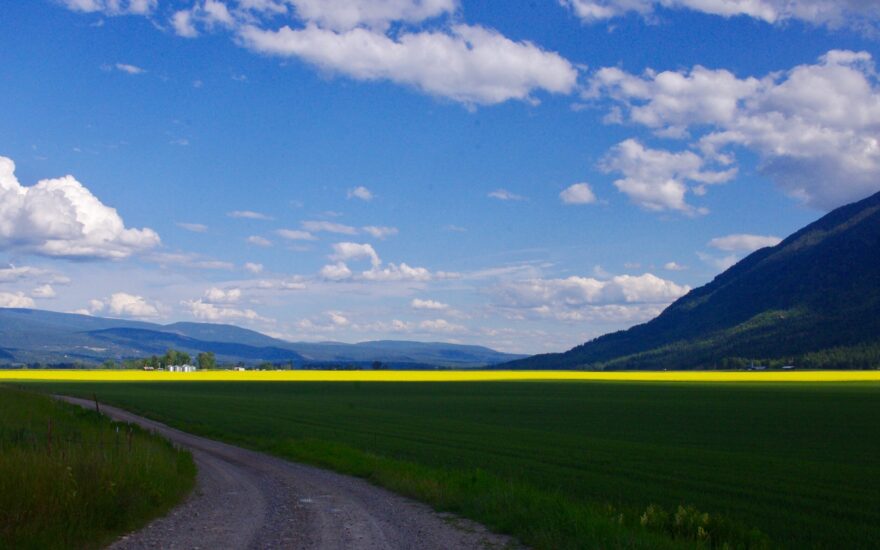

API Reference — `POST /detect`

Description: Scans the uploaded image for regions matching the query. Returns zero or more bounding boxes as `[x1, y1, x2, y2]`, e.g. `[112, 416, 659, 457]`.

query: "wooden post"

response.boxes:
[128, 426, 133, 453]
[93, 393, 101, 415]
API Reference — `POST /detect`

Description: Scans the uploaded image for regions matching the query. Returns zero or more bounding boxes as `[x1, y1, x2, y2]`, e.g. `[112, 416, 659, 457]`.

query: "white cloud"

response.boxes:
[177, 222, 208, 233]
[244, 262, 264, 274]
[330, 242, 381, 266]
[172, 9, 199, 37]
[247, 235, 273, 247]
[560, 182, 597, 205]
[561, 0, 880, 29]
[708, 233, 782, 252]
[347, 185, 373, 200]
[114, 62, 145, 75]
[92, 292, 160, 319]
[0, 292, 35, 308]
[183, 299, 266, 322]
[288, 0, 456, 31]
[663, 261, 687, 271]
[60, 0, 156, 16]
[488, 189, 525, 201]
[327, 310, 350, 326]
[203, 286, 242, 303]
[362, 262, 431, 281]
[0, 156, 160, 259]
[31, 284, 56, 298]
[276, 229, 317, 240]
[362, 225, 398, 239]
[320, 261, 353, 280]
[493, 272, 690, 322]
[411, 298, 448, 310]
[302, 220, 359, 235]
[591, 51, 880, 210]
[600, 139, 735, 213]
[238, 23, 577, 106]
[228, 210, 273, 220]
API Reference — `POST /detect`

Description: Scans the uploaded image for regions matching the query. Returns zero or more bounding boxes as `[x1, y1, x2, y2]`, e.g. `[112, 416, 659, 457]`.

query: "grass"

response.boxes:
[19, 379, 880, 549]
[0, 387, 196, 549]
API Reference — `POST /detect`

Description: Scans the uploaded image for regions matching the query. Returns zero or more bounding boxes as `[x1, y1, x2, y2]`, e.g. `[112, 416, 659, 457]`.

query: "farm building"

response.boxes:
[167, 364, 197, 372]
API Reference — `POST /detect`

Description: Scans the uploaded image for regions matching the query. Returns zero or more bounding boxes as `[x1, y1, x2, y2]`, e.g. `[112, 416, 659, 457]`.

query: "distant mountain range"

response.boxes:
[0, 309, 525, 368]
[504, 190, 880, 370]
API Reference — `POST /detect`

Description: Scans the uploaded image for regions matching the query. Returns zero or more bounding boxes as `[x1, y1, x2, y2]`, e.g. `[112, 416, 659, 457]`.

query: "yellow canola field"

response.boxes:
[1, 369, 878, 383]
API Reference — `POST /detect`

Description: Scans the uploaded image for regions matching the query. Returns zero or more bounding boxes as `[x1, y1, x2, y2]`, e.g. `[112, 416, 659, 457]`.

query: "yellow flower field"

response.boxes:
[1, 369, 878, 382]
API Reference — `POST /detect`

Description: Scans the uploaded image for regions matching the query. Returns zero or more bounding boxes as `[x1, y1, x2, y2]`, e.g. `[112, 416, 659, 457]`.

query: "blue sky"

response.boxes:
[1, 0, 879, 353]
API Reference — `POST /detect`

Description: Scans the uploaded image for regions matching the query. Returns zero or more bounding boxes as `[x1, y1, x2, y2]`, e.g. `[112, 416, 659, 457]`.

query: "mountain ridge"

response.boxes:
[0, 308, 525, 367]
[503, 190, 880, 370]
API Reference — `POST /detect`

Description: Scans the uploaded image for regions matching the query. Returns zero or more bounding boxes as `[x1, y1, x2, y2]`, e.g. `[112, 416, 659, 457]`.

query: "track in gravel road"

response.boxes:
[58, 396, 520, 550]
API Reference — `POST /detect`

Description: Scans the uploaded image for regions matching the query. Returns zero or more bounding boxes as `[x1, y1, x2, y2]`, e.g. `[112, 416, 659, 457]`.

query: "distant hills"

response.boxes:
[504, 190, 880, 370]
[0, 308, 525, 368]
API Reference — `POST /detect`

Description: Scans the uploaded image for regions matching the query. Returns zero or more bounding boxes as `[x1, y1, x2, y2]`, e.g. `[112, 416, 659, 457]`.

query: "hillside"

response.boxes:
[505, 190, 880, 370]
[0, 309, 524, 367]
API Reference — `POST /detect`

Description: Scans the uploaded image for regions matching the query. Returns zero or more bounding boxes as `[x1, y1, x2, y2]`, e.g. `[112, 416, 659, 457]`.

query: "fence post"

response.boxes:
[128, 426, 133, 452]
[93, 393, 101, 415]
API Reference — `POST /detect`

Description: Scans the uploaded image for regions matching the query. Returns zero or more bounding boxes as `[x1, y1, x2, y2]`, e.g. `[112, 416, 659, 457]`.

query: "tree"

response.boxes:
[197, 352, 216, 370]
[163, 349, 179, 367]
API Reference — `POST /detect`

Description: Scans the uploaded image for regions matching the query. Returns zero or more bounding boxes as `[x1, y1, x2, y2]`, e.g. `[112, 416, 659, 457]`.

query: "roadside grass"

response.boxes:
[0, 387, 195, 549]
[27, 380, 880, 549]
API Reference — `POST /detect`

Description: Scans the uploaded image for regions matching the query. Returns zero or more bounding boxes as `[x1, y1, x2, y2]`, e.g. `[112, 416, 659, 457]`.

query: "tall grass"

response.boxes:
[0, 387, 195, 549]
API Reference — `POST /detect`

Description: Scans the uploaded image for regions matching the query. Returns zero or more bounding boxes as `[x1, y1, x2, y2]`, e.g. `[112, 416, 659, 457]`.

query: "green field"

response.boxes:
[25, 381, 880, 549]
[0, 387, 195, 549]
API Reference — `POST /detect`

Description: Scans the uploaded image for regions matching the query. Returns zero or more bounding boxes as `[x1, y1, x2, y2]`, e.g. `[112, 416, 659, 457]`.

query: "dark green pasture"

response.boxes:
[29, 381, 880, 549]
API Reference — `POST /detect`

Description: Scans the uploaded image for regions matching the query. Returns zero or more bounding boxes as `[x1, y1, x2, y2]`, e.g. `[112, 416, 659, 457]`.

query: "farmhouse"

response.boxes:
[167, 364, 197, 372]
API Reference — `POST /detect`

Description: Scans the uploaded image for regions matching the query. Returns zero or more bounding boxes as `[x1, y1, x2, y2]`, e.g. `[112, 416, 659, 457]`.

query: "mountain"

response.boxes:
[504, 190, 880, 370]
[0, 308, 524, 367]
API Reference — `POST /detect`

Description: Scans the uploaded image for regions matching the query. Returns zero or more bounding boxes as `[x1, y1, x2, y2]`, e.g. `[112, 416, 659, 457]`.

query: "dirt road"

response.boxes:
[59, 396, 518, 550]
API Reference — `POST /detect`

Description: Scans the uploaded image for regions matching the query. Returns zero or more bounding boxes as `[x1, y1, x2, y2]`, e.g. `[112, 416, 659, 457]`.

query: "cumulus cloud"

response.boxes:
[362, 262, 431, 281]
[561, 0, 880, 29]
[171, 0, 236, 37]
[0, 265, 65, 283]
[411, 298, 448, 310]
[0, 292, 35, 308]
[488, 189, 525, 201]
[183, 299, 266, 322]
[276, 229, 317, 241]
[330, 242, 381, 266]
[244, 262, 264, 274]
[60, 0, 156, 16]
[0, 156, 160, 259]
[320, 261, 354, 280]
[600, 139, 735, 213]
[238, 23, 577, 106]
[708, 233, 782, 252]
[228, 210, 273, 220]
[89, 292, 160, 319]
[203, 286, 242, 303]
[590, 51, 880, 210]
[347, 186, 373, 200]
[560, 182, 597, 205]
[302, 220, 359, 235]
[31, 284, 57, 298]
[493, 272, 689, 322]
[362, 225, 398, 239]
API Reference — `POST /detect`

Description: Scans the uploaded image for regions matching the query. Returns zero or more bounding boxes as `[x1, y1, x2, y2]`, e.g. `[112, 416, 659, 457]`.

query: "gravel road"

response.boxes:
[59, 396, 519, 550]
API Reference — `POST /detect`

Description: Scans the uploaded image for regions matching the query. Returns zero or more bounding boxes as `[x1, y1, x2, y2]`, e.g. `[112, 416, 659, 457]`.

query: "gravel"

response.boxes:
[58, 396, 521, 550]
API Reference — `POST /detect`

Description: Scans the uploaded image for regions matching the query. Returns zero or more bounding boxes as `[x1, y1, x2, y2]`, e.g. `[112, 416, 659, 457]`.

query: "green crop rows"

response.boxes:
[28, 381, 880, 549]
